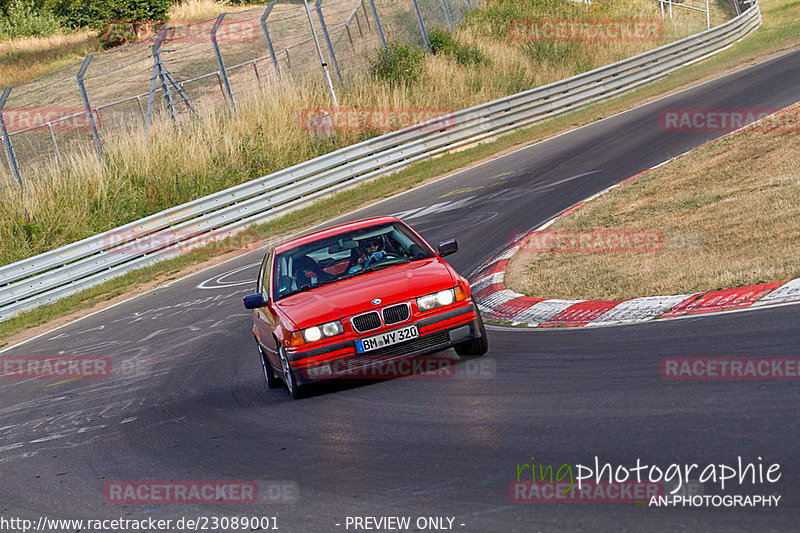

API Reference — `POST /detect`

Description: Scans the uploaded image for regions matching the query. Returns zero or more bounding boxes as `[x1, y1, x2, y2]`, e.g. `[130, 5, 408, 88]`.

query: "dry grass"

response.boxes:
[505, 104, 800, 300]
[0, 0, 724, 266]
[168, 0, 258, 22]
[0, 32, 100, 86]
[0, 0, 253, 87]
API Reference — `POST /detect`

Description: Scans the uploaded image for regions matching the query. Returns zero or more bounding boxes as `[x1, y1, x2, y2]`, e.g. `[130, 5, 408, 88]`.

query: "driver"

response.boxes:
[353, 236, 387, 269]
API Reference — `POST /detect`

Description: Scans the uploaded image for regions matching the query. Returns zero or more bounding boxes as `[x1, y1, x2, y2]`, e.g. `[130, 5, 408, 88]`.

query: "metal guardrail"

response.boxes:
[0, 3, 762, 322]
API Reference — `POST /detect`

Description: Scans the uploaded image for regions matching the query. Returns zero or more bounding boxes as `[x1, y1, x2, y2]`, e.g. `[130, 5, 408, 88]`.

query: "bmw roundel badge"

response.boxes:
[371, 298, 382, 305]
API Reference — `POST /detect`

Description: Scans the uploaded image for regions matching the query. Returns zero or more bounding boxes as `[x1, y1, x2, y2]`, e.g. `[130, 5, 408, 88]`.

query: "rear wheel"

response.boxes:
[256, 338, 281, 389]
[455, 310, 489, 357]
[279, 347, 305, 399]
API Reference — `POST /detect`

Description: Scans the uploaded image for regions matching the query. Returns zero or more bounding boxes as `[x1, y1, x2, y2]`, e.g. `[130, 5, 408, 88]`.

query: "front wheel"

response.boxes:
[279, 347, 305, 399]
[455, 310, 489, 357]
[257, 338, 281, 389]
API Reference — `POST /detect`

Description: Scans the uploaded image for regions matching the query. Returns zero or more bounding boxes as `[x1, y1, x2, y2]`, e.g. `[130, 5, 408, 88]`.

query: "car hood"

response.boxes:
[275, 258, 456, 329]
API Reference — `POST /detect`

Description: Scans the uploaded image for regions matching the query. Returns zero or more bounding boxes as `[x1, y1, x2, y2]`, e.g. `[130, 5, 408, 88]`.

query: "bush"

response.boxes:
[0, 0, 62, 39]
[50, 0, 172, 31]
[369, 41, 426, 86]
[427, 27, 488, 66]
[428, 27, 456, 55]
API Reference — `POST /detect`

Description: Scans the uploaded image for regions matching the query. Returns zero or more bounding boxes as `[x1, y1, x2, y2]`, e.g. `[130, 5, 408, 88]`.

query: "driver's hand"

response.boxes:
[370, 251, 386, 262]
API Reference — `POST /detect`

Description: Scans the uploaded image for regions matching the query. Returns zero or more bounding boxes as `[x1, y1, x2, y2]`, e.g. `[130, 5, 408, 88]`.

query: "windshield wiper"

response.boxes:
[280, 283, 314, 299]
[281, 277, 339, 299]
[365, 257, 411, 272]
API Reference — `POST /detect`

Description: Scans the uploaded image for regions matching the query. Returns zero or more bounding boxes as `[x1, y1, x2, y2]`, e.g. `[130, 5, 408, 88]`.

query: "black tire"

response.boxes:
[455, 309, 489, 357]
[256, 338, 282, 389]
[279, 347, 305, 399]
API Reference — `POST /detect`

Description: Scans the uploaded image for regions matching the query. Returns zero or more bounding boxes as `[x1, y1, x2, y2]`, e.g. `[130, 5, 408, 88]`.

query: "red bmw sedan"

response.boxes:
[243, 216, 488, 398]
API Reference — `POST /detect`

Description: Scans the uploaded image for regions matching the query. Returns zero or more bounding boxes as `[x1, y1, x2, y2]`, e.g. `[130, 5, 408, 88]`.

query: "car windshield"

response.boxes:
[273, 222, 435, 300]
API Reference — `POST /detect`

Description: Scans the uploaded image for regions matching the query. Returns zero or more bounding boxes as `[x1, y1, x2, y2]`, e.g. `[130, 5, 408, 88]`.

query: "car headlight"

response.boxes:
[302, 320, 344, 343]
[417, 289, 456, 311]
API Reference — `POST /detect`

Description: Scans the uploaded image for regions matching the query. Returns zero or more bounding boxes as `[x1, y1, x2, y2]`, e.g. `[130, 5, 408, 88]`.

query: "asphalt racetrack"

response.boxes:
[1, 50, 799, 532]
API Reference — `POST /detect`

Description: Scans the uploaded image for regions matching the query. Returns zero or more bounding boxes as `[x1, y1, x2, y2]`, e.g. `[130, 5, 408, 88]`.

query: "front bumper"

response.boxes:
[289, 303, 480, 385]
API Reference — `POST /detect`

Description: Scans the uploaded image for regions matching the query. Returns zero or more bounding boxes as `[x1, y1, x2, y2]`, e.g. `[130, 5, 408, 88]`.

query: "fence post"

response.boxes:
[354, 11, 364, 37]
[361, 0, 371, 29]
[157, 31, 180, 127]
[163, 70, 199, 118]
[302, 0, 339, 107]
[0, 87, 23, 187]
[76, 54, 104, 160]
[368, 0, 387, 50]
[146, 29, 179, 133]
[260, 2, 282, 82]
[211, 14, 236, 110]
[440, 0, 453, 30]
[315, 0, 343, 83]
[135, 95, 146, 128]
[47, 122, 63, 167]
[411, 0, 431, 52]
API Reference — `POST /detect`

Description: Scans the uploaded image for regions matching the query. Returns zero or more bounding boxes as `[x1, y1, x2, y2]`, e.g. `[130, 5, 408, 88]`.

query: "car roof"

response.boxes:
[273, 216, 401, 254]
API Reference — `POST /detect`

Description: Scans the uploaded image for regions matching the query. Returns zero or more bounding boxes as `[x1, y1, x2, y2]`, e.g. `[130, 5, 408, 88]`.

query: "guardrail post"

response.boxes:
[368, 0, 387, 50]
[706, 0, 711, 29]
[411, 0, 431, 52]
[211, 14, 237, 110]
[260, 2, 283, 82]
[315, 0, 343, 82]
[0, 87, 23, 187]
[76, 54, 104, 160]
[440, 0, 454, 30]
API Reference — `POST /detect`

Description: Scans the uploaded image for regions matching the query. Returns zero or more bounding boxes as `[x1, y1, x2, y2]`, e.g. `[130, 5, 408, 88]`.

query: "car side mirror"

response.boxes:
[437, 238, 458, 257]
[243, 294, 267, 309]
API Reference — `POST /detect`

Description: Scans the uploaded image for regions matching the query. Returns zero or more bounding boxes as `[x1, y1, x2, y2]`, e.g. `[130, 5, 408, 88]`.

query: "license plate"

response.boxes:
[356, 325, 419, 353]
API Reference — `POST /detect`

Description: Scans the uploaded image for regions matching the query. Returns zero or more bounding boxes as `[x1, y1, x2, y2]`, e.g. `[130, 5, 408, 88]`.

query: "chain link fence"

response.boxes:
[0, 0, 475, 189]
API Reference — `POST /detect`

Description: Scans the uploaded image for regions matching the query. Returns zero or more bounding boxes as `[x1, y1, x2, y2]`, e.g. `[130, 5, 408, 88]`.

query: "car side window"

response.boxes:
[258, 251, 272, 300]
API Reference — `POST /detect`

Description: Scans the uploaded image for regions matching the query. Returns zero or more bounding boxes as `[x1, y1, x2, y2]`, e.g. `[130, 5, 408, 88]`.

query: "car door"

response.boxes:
[254, 251, 280, 368]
